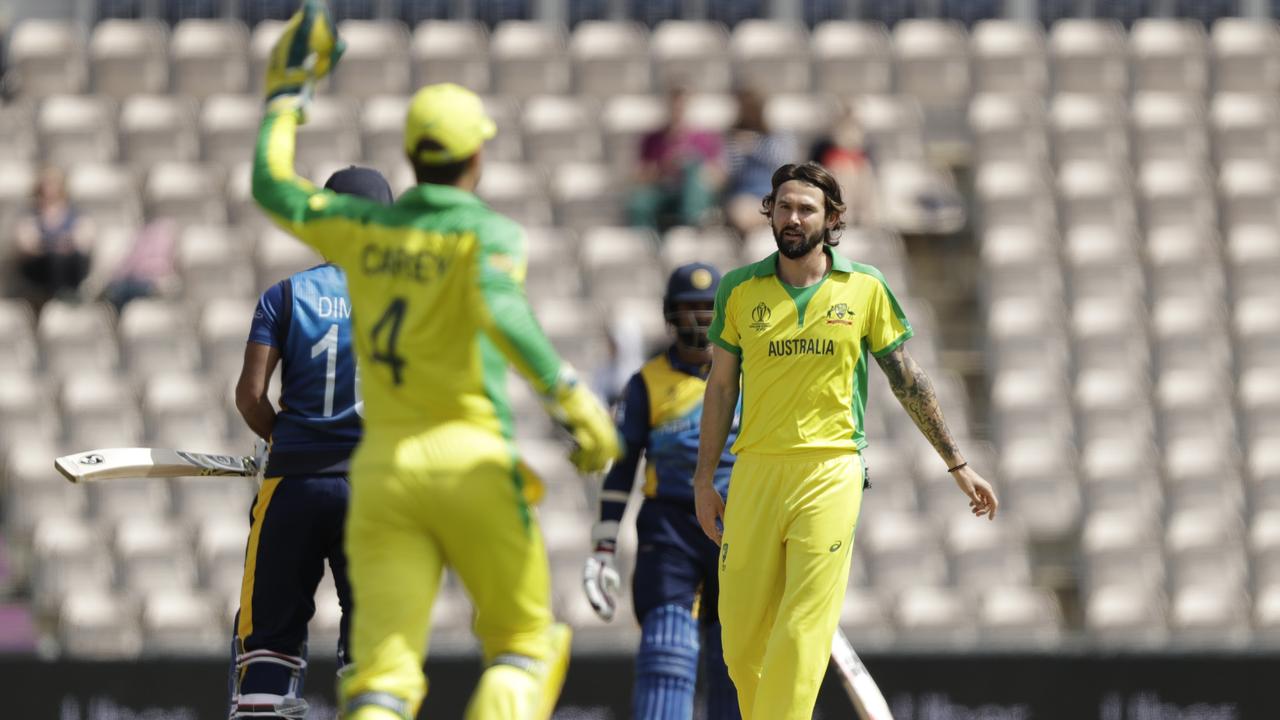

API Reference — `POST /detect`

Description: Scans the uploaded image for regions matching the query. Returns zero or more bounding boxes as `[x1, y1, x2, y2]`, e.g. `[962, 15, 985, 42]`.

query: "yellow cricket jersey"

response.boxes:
[708, 247, 912, 456]
[251, 107, 564, 442]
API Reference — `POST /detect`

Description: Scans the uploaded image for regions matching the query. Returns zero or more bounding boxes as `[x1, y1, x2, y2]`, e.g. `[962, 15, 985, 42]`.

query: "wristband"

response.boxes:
[947, 461, 968, 473]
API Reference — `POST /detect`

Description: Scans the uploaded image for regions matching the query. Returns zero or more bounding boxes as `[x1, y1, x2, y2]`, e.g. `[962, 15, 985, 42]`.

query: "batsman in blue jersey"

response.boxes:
[227, 167, 393, 719]
[582, 263, 742, 720]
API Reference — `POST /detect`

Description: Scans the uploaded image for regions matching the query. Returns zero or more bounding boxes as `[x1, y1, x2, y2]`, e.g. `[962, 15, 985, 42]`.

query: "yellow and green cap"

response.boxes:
[403, 83, 497, 165]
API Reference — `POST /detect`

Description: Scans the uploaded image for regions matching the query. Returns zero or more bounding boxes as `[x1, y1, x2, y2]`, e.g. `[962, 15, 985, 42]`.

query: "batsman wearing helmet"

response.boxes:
[228, 166, 393, 719]
[249, 3, 620, 718]
[582, 263, 741, 720]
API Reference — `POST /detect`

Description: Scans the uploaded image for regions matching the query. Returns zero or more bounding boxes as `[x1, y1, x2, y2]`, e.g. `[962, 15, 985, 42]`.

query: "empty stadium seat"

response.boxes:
[1081, 509, 1164, 594]
[969, 93, 1049, 164]
[30, 517, 114, 612]
[1138, 160, 1216, 235]
[650, 21, 731, 92]
[522, 227, 583, 302]
[38, 95, 117, 165]
[475, 162, 551, 226]
[144, 161, 227, 227]
[141, 588, 222, 655]
[984, 293, 1071, 374]
[1070, 296, 1149, 373]
[854, 95, 926, 163]
[811, 21, 892, 96]
[730, 20, 810, 93]
[659, 226, 740, 275]
[569, 21, 651, 97]
[1250, 508, 1280, 588]
[200, 94, 261, 167]
[65, 162, 141, 229]
[1146, 226, 1227, 304]
[970, 20, 1047, 96]
[947, 516, 1032, 589]
[1130, 93, 1208, 166]
[0, 300, 37, 374]
[1152, 295, 1231, 374]
[892, 20, 971, 111]
[294, 97, 361, 168]
[1051, 94, 1130, 166]
[1211, 18, 1280, 94]
[579, 226, 663, 301]
[1235, 295, 1280, 373]
[1085, 584, 1168, 647]
[89, 19, 168, 99]
[1130, 19, 1208, 95]
[1166, 506, 1248, 591]
[490, 21, 570, 98]
[1227, 224, 1280, 301]
[978, 586, 1063, 648]
[840, 587, 894, 649]
[171, 19, 250, 98]
[247, 20, 287, 95]
[39, 301, 119, 379]
[359, 95, 410, 172]
[57, 591, 142, 659]
[0, 109, 36, 167]
[1220, 160, 1280, 228]
[1211, 93, 1280, 166]
[763, 93, 837, 158]
[1081, 438, 1162, 516]
[861, 513, 948, 596]
[893, 586, 976, 648]
[1163, 440, 1244, 514]
[522, 95, 603, 166]
[1049, 19, 1128, 96]
[332, 21, 411, 99]
[3, 439, 86, 540]
[550, 162, 623, 230]
[142, 372, 225, 450]
[1249, 437, 1280, 510]
[1240, 367, 1280, 442]
[179, 225, 256, 304]
[1155, 366, 1237, 448]
[1063, 225, 1142, 302]
[200, 296, 258, 384]
[7, 20, 87, 97]
[119, 95, 201, 169]
[1253, 583, 1280, 642]
[115, 518, 196, 597]
[410, 21, 490, 92]
[1075, 367, 1155, 446]
[975, 163, 1056, 232]
[989, 367, 1073, 446]
[119, 298, 200, 378]
[197, 516, 250, 596]
[995, 437, 1082, 542]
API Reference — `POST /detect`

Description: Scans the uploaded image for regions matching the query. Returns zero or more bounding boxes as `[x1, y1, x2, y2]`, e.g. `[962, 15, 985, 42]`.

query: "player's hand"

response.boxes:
[546, 374, 622, 474]
[249, 438, 270, 480]
[582, 544, 620, 622]
[263, 0, 344, 114]
[694, 478, 726, 545]
[952, 465, 998, 520]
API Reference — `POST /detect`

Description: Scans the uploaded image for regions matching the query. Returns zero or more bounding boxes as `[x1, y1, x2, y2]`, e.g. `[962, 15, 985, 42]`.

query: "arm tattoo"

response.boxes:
[874, 346, 964, 467]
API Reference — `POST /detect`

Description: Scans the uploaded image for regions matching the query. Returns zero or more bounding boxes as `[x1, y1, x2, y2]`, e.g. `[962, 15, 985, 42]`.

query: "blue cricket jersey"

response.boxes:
[598, 347, 738, 526]
[249, 263, 362, 476]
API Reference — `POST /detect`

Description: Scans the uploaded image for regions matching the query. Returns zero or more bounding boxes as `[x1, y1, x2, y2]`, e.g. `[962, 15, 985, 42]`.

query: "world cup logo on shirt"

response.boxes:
[750, 302, 772, 332]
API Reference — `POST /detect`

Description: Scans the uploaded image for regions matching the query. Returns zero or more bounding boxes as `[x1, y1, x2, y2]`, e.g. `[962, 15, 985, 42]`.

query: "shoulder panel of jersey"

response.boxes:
[637, 352, 734, 500]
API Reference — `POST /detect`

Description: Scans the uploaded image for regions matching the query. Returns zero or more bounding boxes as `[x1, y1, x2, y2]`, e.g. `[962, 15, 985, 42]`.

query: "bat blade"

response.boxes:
[831, 628, 894, 720]
[55, 448, 255, 483]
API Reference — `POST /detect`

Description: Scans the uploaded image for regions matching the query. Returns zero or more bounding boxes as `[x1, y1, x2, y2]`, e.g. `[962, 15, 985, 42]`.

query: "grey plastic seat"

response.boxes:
[970, 20, 1047, 96]
[861, 513, 948, 597]
[89, 19, 169, 100]
[947, 516, 1032, 589]
[141, 588, 223, 655]
[30, 517, 113, 613]
[579, 226, 664, 303]
[569, 21, 651, 97]
[119, 299, 200, 378]
[180, 225, 256, 304]
[893, 586, 976, 648]
[522, 95, 603, 166]
[1056, 159, 1136, 233]
[1051, 94, 1128, 167]
[1138, 160, 1217, 235]
[255, 225, 323, 290]
[295, 97, 361, 168]
[892, 20, 970, 110]
[1074, 367, 1155, 449]
[969, 93, 1049, 164]
[39, 95, 118, 166]
[142, 372, 226, 451]
[812, 21, 892, 96]
[39, 301, 119, 379]
[1085, 584, 1169, 648]
[1235, 294, 1280, 373]
[1219, 160, 1280, 229]
[490, 21, 570, 98]
[411, 21, 490, 92]
[120, 96, 200, 169]
[996, 437, 1082, 543]
[1146, 226, 1228, 305]
[1131, 93, 1207, 166]
[1081, 509, 1164, 595]
[200, 94, 262, 168]
[1227, 224, 1280, 301]
[1212, 18, 1280, 94]
[979, 586, 1063, 648]
[1081, 438, 1162, 517]
[1049, 20, 1127, 96]
[651, 21, 731, 92]
[855, 94, 926, 163]
[475, 162, 551, 227]
[601, 93, 667, 178]
[1212, 93, 1280, 166]
[332, 21, 410, 99]
[731, 20, 810, 93]
[116, 518, 197, 598]
[840, 587, 894, 650]
[1130, 19, 1208, 96]
[989, 367, 1074, 447]
[551, 163, 623, 231]
[58, 591, 142, 659]
[145, 161, 227, 228]
[7, 19, 87, 98]
[171, 19, 250, 98]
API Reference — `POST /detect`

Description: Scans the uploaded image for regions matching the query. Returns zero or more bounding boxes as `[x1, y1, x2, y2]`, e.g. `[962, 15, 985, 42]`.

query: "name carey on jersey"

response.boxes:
[767, 338, 837, 357]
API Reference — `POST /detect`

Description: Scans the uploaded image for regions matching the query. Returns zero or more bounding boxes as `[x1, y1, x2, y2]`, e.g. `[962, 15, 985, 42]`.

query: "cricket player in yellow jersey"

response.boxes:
[248, 3, 621, 719]
[692, 162, 998, 720]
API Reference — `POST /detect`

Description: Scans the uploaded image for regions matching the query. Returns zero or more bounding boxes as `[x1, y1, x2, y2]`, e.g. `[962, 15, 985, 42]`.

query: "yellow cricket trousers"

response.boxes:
[717, 450, 864, 720]
[339, 424, 554, 718]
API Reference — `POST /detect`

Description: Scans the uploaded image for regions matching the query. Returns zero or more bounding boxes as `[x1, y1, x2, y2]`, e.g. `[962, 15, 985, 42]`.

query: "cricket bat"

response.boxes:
[55, 448, 256, 483]
[831, 628, 894, 720]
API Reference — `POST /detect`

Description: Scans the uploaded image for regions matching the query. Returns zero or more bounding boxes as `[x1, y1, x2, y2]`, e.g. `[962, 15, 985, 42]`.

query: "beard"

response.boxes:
[773, 223, 825, 260]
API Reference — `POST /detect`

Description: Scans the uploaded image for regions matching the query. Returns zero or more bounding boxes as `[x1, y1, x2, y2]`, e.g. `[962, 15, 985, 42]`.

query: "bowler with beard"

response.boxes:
[691, 162, 999, 719]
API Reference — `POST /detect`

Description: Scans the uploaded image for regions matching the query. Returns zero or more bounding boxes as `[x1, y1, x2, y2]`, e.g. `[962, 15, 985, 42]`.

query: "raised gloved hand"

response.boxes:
[544, 369, 621, 474]
[581, 523, 621, 621]
[263, 0, 344, 116]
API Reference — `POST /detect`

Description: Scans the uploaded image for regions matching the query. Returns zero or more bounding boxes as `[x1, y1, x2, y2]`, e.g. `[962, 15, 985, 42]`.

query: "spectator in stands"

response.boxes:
[12, 167, 94, 311]
[722, 88, 798, 238]
[810, 103, 880, 229]
[627, 86, 724, 233]
[102, 219, 179, 311]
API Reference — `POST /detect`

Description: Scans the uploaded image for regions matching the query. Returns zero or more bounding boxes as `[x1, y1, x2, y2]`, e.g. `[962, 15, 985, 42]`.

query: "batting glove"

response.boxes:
[263, 0, 344, 117]
[544, 369, 621, 474]
[582, 523, 621, 621]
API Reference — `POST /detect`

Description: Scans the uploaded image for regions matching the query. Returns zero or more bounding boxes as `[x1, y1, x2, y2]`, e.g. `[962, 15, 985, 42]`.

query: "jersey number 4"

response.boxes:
[370, 297, 408, 385]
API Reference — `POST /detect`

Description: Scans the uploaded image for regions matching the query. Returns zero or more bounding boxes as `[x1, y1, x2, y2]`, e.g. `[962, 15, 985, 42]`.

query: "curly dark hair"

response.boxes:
[759, 162, 848, 246]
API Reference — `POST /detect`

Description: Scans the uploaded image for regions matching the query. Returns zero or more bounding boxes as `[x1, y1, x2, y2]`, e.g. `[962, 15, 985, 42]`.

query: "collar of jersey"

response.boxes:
[395, 183, 485, 210]
[752, 245, 853, 277]
[665, 345, 710, 379]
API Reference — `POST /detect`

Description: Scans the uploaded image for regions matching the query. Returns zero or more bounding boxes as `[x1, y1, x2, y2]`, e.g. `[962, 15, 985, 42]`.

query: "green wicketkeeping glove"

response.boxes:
[544, 370, 622, 474]
[263, 0, 344, 115]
